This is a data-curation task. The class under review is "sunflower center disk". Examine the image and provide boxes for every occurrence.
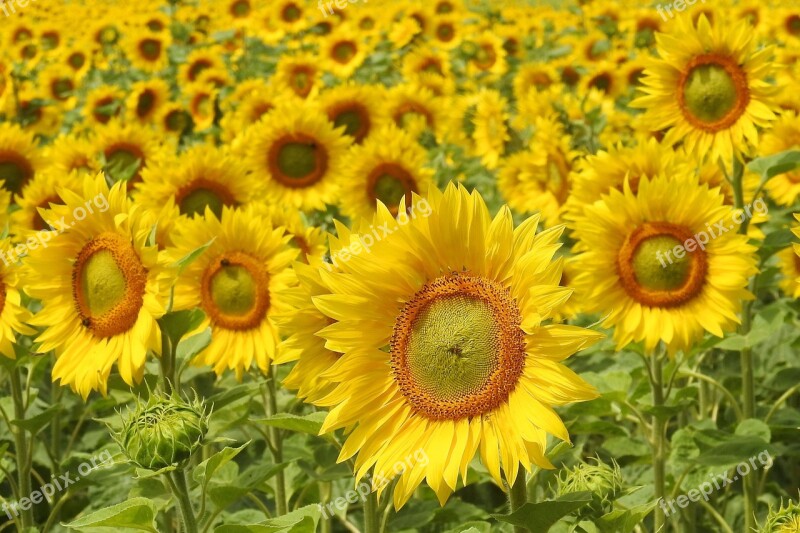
[391,275,525,420]
[617,223,707,308]
[270,136,327,188]
[333,108,367,140]
[81,251,127,316]
[73,232,147,338]
[369,164,416,212]
[201,252,269,330]
[632,236,691,291]
[180,188,225,217]
[683,64,738,123]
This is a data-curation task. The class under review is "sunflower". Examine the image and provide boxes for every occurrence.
[402,47,452,87]
[0,241,35,358]
[470,90,510,170]
[465,31,508,80]
[426,15,462,50]
[0,122,44,195]
[243,102,350,211]
[93,119,171,185]
[761,111,800,206]
[47,133,101,175]
[563,137,679,224]
[274,53,322,99]
[126,30,171,72]
[339,125,434,220]
[318,84,384,145]
[185,83,218,131]
[385,84,444,141]
[135,145,258,218]
[301,184,602,508]
[248,202,328,263]
[272,0,308,33]
[220,81,288,142]
[23,175,170,398]
[178,47,225,85]
[58,39,94,80]
[157,103,194,137]
[631,14,779,163]
[127,79,171,124]
[571,173,758,355]
[513,64,559,103]
[164,206,297,379]
[10,169,82,235]
[778,244,800,298]
[40,65,78,109]
[320,27,369,79]
[84,85,125,127]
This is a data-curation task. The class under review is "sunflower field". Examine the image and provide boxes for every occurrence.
[1,0,800,531]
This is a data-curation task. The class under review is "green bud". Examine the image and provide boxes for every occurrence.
[761,500,800,533]
[554,458,622,512]
[116,393,208,471]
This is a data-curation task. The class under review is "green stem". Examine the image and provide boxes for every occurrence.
[266,367,288,516]
[10,366,33,529]
[363,489,380,533]
[651,349,667,533]
[320,481,332,533]
[508,472,529,533]
[160,331,175,395]
[167,469,198,533]
[731,156,757,531]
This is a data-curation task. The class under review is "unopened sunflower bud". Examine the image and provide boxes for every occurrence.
[554,458,622,511]
[760,500,800,533]
[116,393,207,470]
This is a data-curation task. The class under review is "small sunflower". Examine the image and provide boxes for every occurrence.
[84,85,125,127]
[320,27,369,79]
[632,14,779,163]
[135,145,258,218]
[10,169,81,234]
[0,241,35,358]
[0,122,44,195]
[339,125,434,220]
[126,30,171,72]
[23,175,170,398]
[93,119,171,186]
[319,84,384,144]
[274,53,322,99]
[302,184,602,508]
[761,111,800,206]
[571,173,758,355]
[165,206,298,379]
[127,79,171,124]
[243,102,350,211]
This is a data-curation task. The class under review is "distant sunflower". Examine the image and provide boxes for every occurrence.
[178,47,225,85]
[47,134,100,175]
[165,207,298,379]
[632,14,779,163]
[762,111,800,206]
[185,83,218,131]
[93,120,171,185]
[319,84,384,144]
[571,173,758,355]
[306,184,602,508]
[84,85,125,127]
[385,84,444,140]
[23,176,170,398]
[135,145,257,218]
[274,53,322,99]
[10,169,81,234]
[248,202,328,263]
[0,122,44,195]
[320,27,369,79]
[0,240,34,358]
[778,243,800,298]
[339,125,434,220]
[126,30,171,72]
[243,103,350,211]
[127,79,170,124]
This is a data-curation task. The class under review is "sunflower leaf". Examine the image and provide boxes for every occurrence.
[62,497,159,532]
[492,491,592,530]
[747,149,800,180]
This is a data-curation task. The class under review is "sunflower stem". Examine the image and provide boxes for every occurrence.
[160,331,175,395]
[363,488,380,533]
[731,155,758,531]
[10,365,33,529]
[508,472,530,533]
[265,366,288,516]
[651,348,667,533]
[167,469,198,533]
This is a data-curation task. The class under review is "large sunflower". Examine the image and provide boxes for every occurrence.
[631,14,778,163]
[165,206,297,379]
[571,173,758,355]
[303,184,602,508]
[23,176,170,398]
[243,103,350,211]
[339,125,434,221]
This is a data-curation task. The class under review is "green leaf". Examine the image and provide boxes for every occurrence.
[176,328,212,362]
[747,149,800,180]
[63,497,158,532]
[12,405,62,435]
[735,419,771,443]
[493,491,593,531]
[597,503,655,533]
[171,238,215,275]
[158,308,206,344]
[256,412,334,442]
[214,505,321,533]
[194,442,250,501]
